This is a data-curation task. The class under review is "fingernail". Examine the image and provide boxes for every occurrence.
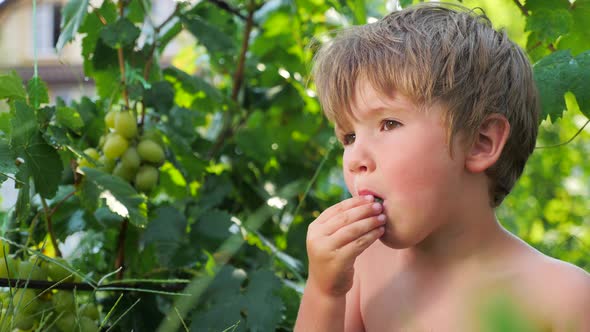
[377,214,386,222]
[364,195,374,201]
[372,203,382,211]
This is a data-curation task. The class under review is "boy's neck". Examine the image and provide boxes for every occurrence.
[397,193,517,275]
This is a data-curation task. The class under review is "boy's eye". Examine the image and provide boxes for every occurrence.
[382,119,402,131]
[342,133,356,145]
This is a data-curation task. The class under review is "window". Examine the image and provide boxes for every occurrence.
[35,3,62,56]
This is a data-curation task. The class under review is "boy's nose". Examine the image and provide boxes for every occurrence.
[346,142,376,174]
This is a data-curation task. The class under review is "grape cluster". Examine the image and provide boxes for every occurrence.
[79,110,165,193]
[0,241,100,331]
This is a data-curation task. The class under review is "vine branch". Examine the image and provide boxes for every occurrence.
[206,0,248,21]
[0,278,187,292]
[114,219,129,280]
[40,197,62,257]
[207,3,256,158]
[512,0,528,17]
[536,118,590,149]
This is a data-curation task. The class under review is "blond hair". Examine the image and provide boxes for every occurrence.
[312,3,539,207]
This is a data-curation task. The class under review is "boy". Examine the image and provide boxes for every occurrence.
[295,3,590,331]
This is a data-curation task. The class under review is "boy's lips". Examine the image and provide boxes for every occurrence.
[357,189,384,202]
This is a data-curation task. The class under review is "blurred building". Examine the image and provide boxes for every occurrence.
[0,0,179,210]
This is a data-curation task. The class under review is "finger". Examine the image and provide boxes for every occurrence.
[321,202,383,235]
[315,195,375,225]
[330,214,386,249]
[338,223,386,259]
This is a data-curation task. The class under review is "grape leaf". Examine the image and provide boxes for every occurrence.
[56,106,84,132]
[0,139,16,183]
[10,101,62,199]
[0,112,11,136]
[180,15,236,54]
[533,50,590,121]
[346,0,366,25]
[194,209,233,240]
[0,72,26,100]
[525,8,572,43]
[80,168,148,227]
[57,0,90,51]
[143,81,175,114]
[100,18,141,49]
[143,206,187,266]
[27,77,49,109]
[243,269,284,331]
[190,265,246,332]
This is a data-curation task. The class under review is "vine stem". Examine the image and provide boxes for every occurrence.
[536,118,590,149]
[117,1,130,110]
[40,197,62,257]
[206,3,256,158]
[114,219,129,280]
[512,0,528,16]
[48,190,76,217]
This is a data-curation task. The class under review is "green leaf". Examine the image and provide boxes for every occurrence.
[164,67,223,108]
[346,0,366,25]
[56,106,84,132]
[525,8,572,43]
[243,270,284,331]
[80,168,148,227]
[0,72,26,100]
[533,50,590,121]
[195,209,233,240]
[57,0,90,51]
[180,15,235,54]
[0,139,16,183]
[143,206,187,266]
[400,0,413,7]
[27,77,49,109]
[190,266,246,332]
[100,18,141,49]
[0,112,11,136]
[143,81,175,114]
[10,101,63,198]
[127,0,148,23]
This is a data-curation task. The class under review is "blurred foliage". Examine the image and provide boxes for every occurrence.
[0,0,588,331]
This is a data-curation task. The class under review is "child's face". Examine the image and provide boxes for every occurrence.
[340,79,468,249]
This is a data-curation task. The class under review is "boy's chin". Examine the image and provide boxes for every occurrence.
[378,228,426,250]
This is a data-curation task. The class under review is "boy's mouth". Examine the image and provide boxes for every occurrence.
[374,196,384,204]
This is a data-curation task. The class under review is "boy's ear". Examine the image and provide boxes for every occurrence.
[465,114,510,174]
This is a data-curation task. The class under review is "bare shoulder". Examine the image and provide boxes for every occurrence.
[523,251,590,330]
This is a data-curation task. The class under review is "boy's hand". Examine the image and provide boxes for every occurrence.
[306,195,386,298]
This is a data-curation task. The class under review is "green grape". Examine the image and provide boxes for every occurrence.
[98,155,116,173]
[113,162,136,182]
[55,312,76,332]
[52,291,76,313]
[84,148,100,160]
[78,148,100,168]
[13,311,34,330]
[104,112,116,129]
[137,140,165,164]
[47,258,74,282]
[0,255,18,278]
[80,303,100,320]
[114,111,138,139]
[121,147,141,170]
[13,289,39,313]
[17,261,46,281]
[79,316,100,332]
[134,165,159,192]
[102,133,129,159]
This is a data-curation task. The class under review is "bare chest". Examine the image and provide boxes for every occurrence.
[359,274,477,332]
